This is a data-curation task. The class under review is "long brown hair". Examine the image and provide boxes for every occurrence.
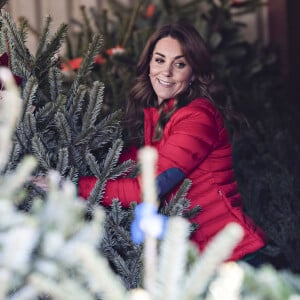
[124,20,227,146]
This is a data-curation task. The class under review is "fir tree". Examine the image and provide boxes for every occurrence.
[0,11,131,201]
[0,79,299,299]
[3,0,300,277]
[61,0,300,272]
[0,9,201,287]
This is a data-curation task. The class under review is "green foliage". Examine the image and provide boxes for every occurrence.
[101,200,143,289]
[100,179,200,290]
[62,0,276,115]
[2,1,300,296]
[0,46,300,300]
[0,9,203,290]
[0,12,131,190]
[0,0,8,9]
[62,0,300,272]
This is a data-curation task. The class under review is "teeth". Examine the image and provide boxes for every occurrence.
[159,79,173,86]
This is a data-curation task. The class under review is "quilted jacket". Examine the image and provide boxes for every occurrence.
[78,98,266,260]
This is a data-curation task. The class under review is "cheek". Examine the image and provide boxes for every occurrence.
[179,71,192,84]
[149,62,160,75]
[149,76,155,87]
[175,75,188,85]
[149,67,155,76]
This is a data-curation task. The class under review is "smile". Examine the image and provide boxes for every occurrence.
[158,79,174,87]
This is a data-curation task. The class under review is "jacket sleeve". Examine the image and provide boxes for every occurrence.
[78,176,141,207]
[78,146,141,208]
[78,104,219,206]
[77,168,182,206]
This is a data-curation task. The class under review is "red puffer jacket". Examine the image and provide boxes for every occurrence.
[78,98,266,260]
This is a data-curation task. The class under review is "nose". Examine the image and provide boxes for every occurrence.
[162,63,173,76]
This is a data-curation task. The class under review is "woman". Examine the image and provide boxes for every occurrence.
[78,21,266,261]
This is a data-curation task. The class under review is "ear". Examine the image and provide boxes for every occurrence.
[188,77,195,86]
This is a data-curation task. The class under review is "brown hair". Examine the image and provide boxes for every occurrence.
[124,20,227,146]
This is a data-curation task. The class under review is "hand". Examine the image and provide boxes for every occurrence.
[30,176,48,191]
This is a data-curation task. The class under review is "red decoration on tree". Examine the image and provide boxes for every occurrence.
[61,54,107,72]
[106,45,125,56]
[145,4,155,18]
[0,52,22,89]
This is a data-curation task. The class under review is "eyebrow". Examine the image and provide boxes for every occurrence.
[154,52,185,60]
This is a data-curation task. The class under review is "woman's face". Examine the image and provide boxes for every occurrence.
[149,36,193,104]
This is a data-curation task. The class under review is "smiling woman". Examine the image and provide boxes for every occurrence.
[149,37,194,104]
[78,21,267,263]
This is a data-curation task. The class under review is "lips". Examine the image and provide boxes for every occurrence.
[158,78,174,87]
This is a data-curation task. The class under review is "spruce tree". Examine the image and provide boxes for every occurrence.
[0,10,137,286]
[0,3,300,298]
[0,11,131,201]
[0,80,299,298]
[61,0,300,272]
[0,9,200,288]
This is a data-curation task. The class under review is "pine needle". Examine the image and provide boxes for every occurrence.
[161,179,192,216]
[57,147,69,176]
[100,138,123,178]
[68,34,103,105]
[35,15,52,59]
[21,76,38,120]
[68,84,87,123]
[55,112,72,145]
[34,22,68,70]
[23,112,37,139]
[0,12,32,63]
[86,152,101,178]
[155,217,190,300]
[108,159,135,180]
[82,81,105,129]
[49,66,63,102]
[31,134,51,170]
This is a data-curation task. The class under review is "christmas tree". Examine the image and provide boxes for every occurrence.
[0,6,201,288]
[0,75,299,298]
[1,0,300,283]
[60,0,300,272]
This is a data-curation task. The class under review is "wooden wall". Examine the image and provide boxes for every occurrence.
[268,0,300,104]
[2,0,269,54]
[3,0,135,53]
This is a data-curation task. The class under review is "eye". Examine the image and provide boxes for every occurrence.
[175,62,186,69]
[154,57,164,64]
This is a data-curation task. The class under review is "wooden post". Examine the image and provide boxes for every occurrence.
[268,0,300,104]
